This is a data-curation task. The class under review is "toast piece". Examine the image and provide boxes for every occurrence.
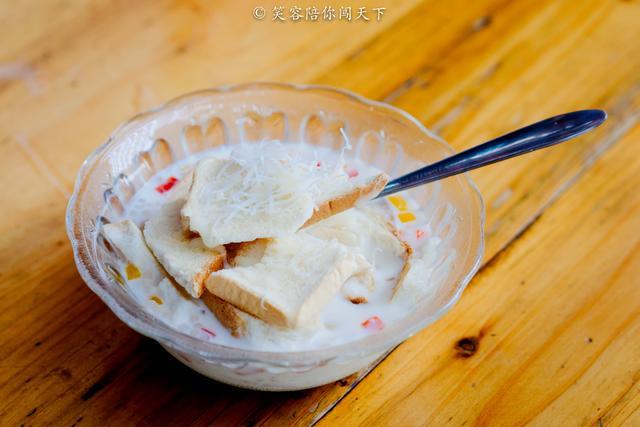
[102,220,188,309]
[206,234,374,328]
[303,173,389,228]
[223,208,409,307]
[305,208,411,268]
[392,254,433,305]
[181,157,315,247]
[103,220,244,335]
[181,150,389,247]
[392,238,453,305]
[143,199,226,298]
[305,208,411,302]
[150,279,242,341]
[102,220,163,285]
[201,291,247,337]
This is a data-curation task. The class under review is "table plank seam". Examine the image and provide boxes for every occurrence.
[312,85,640,426]
[308,350,393,426]
[379,0,512,106]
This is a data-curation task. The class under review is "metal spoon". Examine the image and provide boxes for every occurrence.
[376,109,607,198]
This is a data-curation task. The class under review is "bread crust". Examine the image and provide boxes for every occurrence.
[302,173,389,228]
[192,256,225,297]
[182,172,389,240]
[201,291,247,337]
[207,274,289,327]
[388,223,413,296]
[143,198,225,298]
[207,235,374,329]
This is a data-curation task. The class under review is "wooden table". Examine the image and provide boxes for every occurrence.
[1,1,639,425]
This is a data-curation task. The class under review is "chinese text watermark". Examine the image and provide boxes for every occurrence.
[253,6,386,22]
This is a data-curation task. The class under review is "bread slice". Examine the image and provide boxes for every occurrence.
[103,220,245,335]
[392,254,432,305]
[181,157,314,248]
[305,208,411,302]
[181,154,389,247]
[201,291,247,337]
[206,234,374,328]
[102,220,191,306]
[143,199,225,298]
[303,173,389,228]
[202,288,307,341]
[220,207,409,310]
[305,208,411,267]
[103,220,163,285]
[392,238,453,305]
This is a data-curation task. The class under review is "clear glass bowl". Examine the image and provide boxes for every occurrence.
[66,83,484,391]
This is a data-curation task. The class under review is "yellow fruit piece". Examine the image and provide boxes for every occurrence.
[398,212,416,223]
[125,263,141,280]
[387,195,408,211]
[149,295,163,305]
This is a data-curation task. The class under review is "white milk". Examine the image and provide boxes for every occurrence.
[119,142,439,351]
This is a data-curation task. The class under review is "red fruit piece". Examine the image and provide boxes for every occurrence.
[416,229,426,239]
[361,316,384,331]
[201,327,216,337]
[346,167,359,178]
[155,176,178,194]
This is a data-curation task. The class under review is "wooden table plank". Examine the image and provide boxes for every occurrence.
[254,4,640,423]
[0,0,421,226]
[1,2,430,425]
[321,0,640,262]
[0,0,422,330]
[1,0,639,425]
[317,117,640,427]
[0,2,455,425]
[260,1,640,424]
[0,0,422,313]
[0,2,502,425]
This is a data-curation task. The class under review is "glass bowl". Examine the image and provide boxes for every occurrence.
[66,83,484,391]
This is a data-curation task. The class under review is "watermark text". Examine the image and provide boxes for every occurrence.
[253,6,386,22]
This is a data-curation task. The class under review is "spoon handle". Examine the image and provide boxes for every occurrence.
[377,109,606,198]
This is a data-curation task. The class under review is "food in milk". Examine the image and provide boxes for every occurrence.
[103,141,443,351]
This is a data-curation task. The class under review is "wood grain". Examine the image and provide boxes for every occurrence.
[317,120,640,427]
[1,0,639,425]
[268,0,640,423]
[320,0,640,262]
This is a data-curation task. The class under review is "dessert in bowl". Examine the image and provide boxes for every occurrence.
[66,83,484,391]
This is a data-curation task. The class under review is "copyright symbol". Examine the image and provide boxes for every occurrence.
[253,7,266,20]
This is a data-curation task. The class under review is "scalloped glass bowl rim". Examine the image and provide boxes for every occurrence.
[66,82,485,366]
